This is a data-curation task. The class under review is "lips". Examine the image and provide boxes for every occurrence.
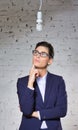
[34,59,40,63]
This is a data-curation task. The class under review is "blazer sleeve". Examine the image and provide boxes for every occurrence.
[17,77,35,116]
[40,77,67,120]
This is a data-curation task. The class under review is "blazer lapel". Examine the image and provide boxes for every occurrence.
[44,72,53,105]
[34,80,44,105]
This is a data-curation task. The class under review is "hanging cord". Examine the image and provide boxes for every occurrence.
[39,0,42,11]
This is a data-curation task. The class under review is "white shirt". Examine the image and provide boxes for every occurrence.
[36,72,48,129]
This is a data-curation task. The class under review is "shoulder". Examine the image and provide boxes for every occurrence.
[48,72,63,79]
[17,75,29,86]
[48,72,66,91]
[48,72,65,84]
[18,75,29,81]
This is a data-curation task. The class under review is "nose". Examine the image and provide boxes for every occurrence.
[36,53,41,58]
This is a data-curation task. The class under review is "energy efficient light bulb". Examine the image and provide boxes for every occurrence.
[36,11,42,31]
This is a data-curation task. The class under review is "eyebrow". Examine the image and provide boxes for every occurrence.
[35,50,49,54]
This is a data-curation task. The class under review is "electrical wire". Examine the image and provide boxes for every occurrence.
[39,0,42,11]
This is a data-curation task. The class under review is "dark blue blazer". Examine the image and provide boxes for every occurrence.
[17,72,67,130]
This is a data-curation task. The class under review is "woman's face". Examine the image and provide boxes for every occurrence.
[32,46,52,69]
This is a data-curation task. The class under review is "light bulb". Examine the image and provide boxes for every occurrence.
[36,11,42,31]
[36,23,42,31]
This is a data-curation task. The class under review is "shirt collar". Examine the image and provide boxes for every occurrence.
[36,71,48,82]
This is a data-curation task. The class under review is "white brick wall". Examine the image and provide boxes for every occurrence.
[0,0,78,130]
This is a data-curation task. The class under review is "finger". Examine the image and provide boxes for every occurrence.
[35,69,39,77]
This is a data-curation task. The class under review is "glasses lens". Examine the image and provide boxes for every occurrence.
[32,50,38,55]
[41,52,48,57]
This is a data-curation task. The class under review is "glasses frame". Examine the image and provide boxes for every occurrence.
[32,50,50,58]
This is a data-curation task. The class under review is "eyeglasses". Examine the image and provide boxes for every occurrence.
[32,50,50,58]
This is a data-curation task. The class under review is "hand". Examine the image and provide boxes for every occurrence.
[28,65,39,88]
[31,111,39,119]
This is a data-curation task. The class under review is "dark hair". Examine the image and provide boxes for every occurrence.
[35,41,54,58]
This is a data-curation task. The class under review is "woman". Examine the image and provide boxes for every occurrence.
[17,41,67,130]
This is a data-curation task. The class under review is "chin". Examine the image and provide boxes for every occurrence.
[34,65,40,69]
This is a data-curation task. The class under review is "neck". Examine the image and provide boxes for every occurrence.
[36,68,47,77]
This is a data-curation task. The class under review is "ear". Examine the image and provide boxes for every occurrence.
[48,58,53,65]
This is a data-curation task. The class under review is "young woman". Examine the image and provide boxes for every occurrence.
[17,41,67,130]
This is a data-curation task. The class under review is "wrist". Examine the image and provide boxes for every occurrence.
[28,81,34,88]
[27,86,34,90]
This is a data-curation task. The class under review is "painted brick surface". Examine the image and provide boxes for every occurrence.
[0,0,78,130]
